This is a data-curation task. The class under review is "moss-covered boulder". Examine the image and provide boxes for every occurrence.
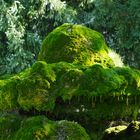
[0,61,140,121]
[0,113,90,140]
[102,121,140,140]
[38,23,123,67]
[0,24,140,140]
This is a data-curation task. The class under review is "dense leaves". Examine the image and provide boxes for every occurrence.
[93,0,140,68]
[0,0,74,74]
[0,0,140,73]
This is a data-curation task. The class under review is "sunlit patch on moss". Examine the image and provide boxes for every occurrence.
[108,49,124,67]
[102,121,140,140]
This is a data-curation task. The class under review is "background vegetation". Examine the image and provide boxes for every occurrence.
[0,0,140,74]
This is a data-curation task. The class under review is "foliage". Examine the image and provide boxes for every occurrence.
[1,0,140,74]
[91,0,140,68]
[0,0,39,74]
[0,0,76,74]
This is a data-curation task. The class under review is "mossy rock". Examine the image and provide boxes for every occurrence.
[0,113,90,140]
[38,23,123,67]
[102,121,140,140]
[0,61,140,121]
[0,24,140,140]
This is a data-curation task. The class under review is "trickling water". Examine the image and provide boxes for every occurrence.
[126,97,129,106]
[117,96,120,101]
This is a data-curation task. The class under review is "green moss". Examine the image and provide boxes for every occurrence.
[102,121,140,140]
[0,76,20,110]
[0,113,22,140]
[38,23,116,67]
[0,113,90,140]
[17,61,56,111]
[0,61,140,121]
[15,116,54,140]
[83,64,126,96]
[0,61,57,111]
[1,24,140,140]
[18,116,90,140]
[58,68,85,100]
[105,125,127,135]
[0,24,140,133]
[114,66,140,95]
[55,120,90,140]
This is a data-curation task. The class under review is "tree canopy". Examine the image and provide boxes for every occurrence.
[0,0,140,74]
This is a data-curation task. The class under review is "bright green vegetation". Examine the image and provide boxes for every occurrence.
[1,1,140,75]
[0,61,140,120]
[38,23,123,67]
[102,121,140,140]
[0,113,90,140]
[0,24,140,139]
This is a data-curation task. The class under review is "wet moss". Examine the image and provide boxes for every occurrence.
[38,23,118,67]
[52,95,140,123]
[0,61,140,120]
[83,64,126,96]
[55,120,90,140]
[0,113,90,140]
[0,24,140,139]
[15,116,54,140]
[114,67,140,96]
[0,61,56,111]
[17,62,56,111]
[0,76,20,110]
